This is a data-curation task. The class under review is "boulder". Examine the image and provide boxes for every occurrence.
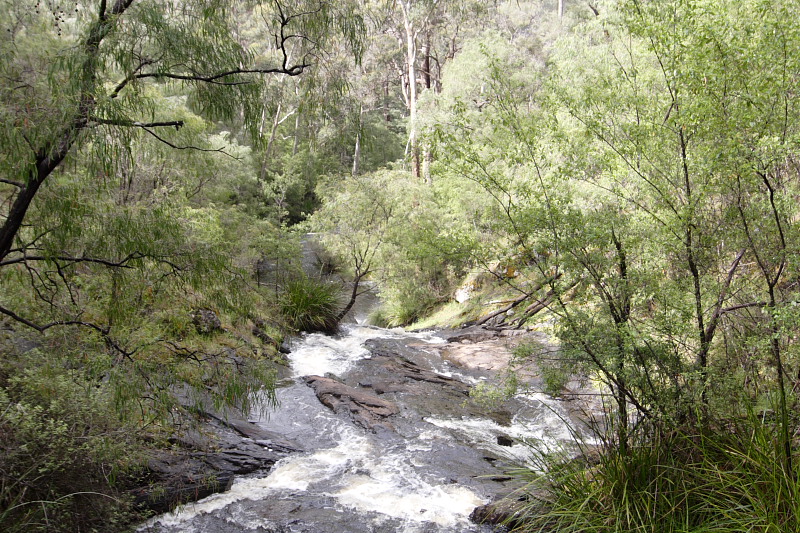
[386,358,471,394]
[496,434,514,447]
[132,435,288,514]
[470,497,526,530]
[131,396,302,514]
[191,308,222,334]
[305,375,400,432]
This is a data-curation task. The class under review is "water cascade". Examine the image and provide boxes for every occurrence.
[141,314,581,532]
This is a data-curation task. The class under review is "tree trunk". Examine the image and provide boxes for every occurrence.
[336,271,368,322]
[292,84,301,156]
[259,103,282,182]
[400,1,420,179]
[383,79,391,122]
[423,31,431,90]
[352,105,363,177]
[0,1,135,262]
[422,148,432,184]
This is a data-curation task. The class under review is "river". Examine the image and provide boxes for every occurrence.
[139,303,580,533]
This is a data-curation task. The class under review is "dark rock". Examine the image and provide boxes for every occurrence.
[167,430,212,450]
[191,308,222,334]
[131,394,302,515]
[223,419,300,452]
[470,498,526,530]
[132,429,295,514]
[370,380,408,395]
[253,325,279,347]
[133,450,238,514]
[13,336,40,354]
[357,347,472,395]
[496,434,514,447]
[305,375,400,432]
[387,358,471,394]
[131,469,234,514]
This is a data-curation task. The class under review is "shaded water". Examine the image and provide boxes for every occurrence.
[141,314,578,532]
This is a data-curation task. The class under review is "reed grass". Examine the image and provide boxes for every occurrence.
[509,413,799,533]
[280,275,342,333]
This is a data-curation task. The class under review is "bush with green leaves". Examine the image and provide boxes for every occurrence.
[311,169,471,326]
[0,349,143,533]
[280,275,343,333]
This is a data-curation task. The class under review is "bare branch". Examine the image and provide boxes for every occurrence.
[719,301,767,315]
[109,56,156,98]
[130,64,309,86]
[0,304,134,360]
[0,178,25,188]
[91,117,185,129]
[0,252,144,268]
[140,127,239,159]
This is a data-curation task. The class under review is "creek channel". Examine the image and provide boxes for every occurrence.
[141,295,583,533]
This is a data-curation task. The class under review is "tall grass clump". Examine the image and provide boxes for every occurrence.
[506,413,799,533]
[279,275,342,333]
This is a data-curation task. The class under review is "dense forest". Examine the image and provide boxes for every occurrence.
[1,0,799,531]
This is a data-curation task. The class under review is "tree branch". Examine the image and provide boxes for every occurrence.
[719,301,767,315]
[140,127,238,159]
[130,64,309,86]
[0,179,25,188]
[0,252,143,268]
[91,117,185,129]
[109,57,157,98]
[0,304,134,360]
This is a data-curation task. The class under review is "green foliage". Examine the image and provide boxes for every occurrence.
[355,2,800,530]
[279,275,343,333]
[0,350,142,533]
[514,415,800,533]
[468,373,519,408]
[512,341,574,398]
[311,168,469,326]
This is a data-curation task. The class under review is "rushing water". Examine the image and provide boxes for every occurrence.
[140,317,579,533]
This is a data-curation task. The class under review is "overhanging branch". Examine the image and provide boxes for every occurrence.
[91,117,184,129]
[0,178,25,188]
[0,304,134,360]
[0,252,144,268]
[130,64,309,86]
[140,127,238,159]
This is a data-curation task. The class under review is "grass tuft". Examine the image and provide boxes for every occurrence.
[508,415,799,533]
[280,275,342,333]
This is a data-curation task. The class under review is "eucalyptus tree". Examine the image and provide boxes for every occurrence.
[371,0,488,180]
[0,0,364,328]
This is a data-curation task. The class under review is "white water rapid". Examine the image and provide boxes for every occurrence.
[140,323,579,533]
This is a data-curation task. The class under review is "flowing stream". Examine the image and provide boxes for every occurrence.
[141,295,580,533]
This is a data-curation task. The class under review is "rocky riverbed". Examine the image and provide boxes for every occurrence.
[136,324,592,532]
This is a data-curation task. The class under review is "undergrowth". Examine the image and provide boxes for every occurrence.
[0,350,143,533]
[280,275,343,333]
[509,414,800,533]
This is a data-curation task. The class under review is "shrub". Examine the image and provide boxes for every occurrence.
[279,275,342,333]
[0,352,143,533]
[509,413,800,533]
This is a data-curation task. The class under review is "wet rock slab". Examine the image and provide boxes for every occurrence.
[131,413,302,514]
[305,375,400,432]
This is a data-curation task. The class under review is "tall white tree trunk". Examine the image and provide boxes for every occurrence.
[352,104,363,176]
[400,0,420,178]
